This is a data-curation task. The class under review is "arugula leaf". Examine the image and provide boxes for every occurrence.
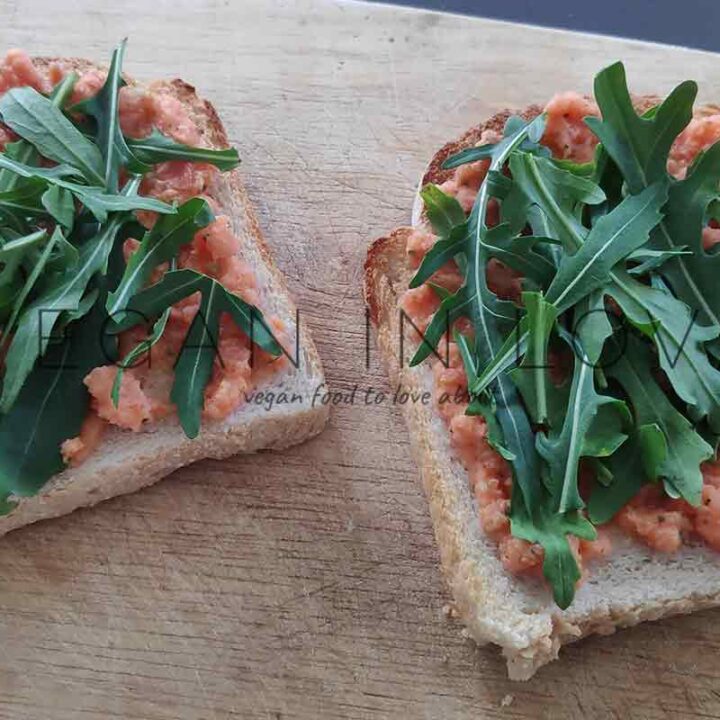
[41,185,75,229]
[170,280,223,438]
[587,430,647,524]
[0,176,144,412]
[126,129,240,172]
[112,268,282,438]
[427,282,452,301]
[582,403,629,457]
[509,291,557,423]
[0,300,113,508]
[0,227,62,354]
[608,270,720,429]
[441,114,551,171]
[0,221,120,412]
[627,246,692,276]
[499,175,533,234]
[408,233,463,291]
[655,142,720,332]
[605,333,712,504]
[0,140,39,194]
[442,144,495,170]
[587,62,720,334]
[637,423,668,481]
[482,224,557,288]
[72,186,174,222]
[0,153,81,182]
[507,152,605,252]
[0,87,105,186]
[471,316,528,395]
[107,197,213,320]
[0,182,50,232]
[0,178,45,214]
[455,330,513,461]
[414,116,546,514]
[484,150,636,389]
[586,62,696,195]
[0,152,174,221]
[471,180,666,393]
[544,181,668,311]
[571,291,614,366]
[0,73,77,194]
[73,39,149,189]
[4,72,78,181]
[48,70,78,108]
[420,183,466,236]
[0,228,46,265]
[536,326,627,513]
[511,500,596,609]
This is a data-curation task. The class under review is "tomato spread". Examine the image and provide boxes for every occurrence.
[402,92,720,581]
[0,50,286,465]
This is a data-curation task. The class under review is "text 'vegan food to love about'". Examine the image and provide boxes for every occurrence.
[365,62,720,679]
[0,42,327,533]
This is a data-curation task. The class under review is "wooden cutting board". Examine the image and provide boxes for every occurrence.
[1,1,720,718]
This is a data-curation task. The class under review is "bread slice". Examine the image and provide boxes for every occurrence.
[0,57,328,536]
[364,100,720,680]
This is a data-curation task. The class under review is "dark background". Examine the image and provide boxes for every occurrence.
[373,0,720,53]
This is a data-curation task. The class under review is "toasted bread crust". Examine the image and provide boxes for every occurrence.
[365,99,720,679]
[420,104,543,189]
[0,56,328,536]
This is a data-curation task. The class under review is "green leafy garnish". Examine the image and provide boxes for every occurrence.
[508,291,556,424]
[0,301,114,496]
[126,129,240,171]
[586,62,696,195]
[72,38,149,186]
[605,334,712,504]
[113,268,282,438]
[0,41,281,513]
[0,87,105,185]
[409,62,720,608]
[107,197,214,320]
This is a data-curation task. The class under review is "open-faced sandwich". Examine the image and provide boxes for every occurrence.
[0,41,327,535]
[365,62,720,679]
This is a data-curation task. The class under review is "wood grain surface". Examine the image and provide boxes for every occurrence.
[2,1,720,718]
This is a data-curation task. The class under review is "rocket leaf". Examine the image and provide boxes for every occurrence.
[509,291,557,424]
[587,430,648,524]
[654,142,720,333]
[544,181,668,311]
[608,270,720,429]
[112,268,282,438]
[0,299,114,511]
[419,183,466,236]
[0,87,105,186]
[586,62,696,195]
[511,500,596,610]
[107,197,214,320]
[536,326,628,513]
[72,38,147,190]
[605,333,712,505]
[126,129,240,172]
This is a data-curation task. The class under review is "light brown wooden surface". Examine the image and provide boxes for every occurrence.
[1,1,720,718]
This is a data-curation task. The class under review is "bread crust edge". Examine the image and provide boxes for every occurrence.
[364,98,720,680]
[0,56,329,537]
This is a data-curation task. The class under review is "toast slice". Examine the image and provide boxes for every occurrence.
[364,101,720,680]
[0,57,328,536]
